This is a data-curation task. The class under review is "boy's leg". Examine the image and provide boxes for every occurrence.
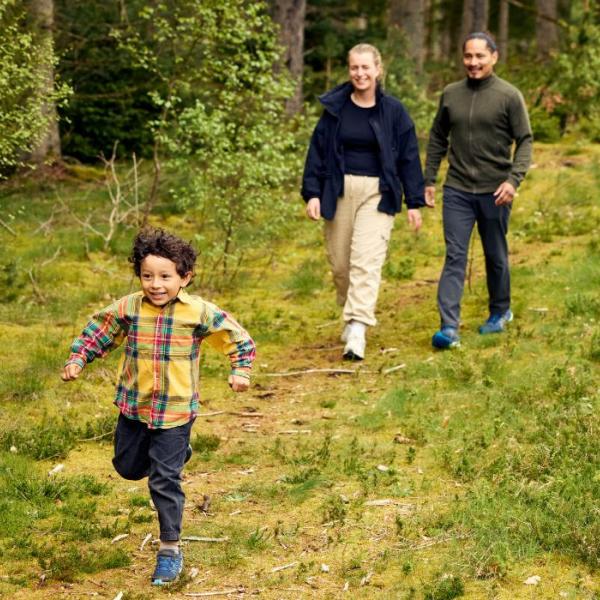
[147,419,195,543]
[112,413,151,480]
[437,187,477,329]
[343,176,393,327]
[476,196,511,316]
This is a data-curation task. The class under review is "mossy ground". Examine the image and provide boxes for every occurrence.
[0,142,599,599]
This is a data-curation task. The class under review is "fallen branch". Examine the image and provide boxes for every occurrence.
[28,270,47,303]
[382,363,406,375]
[78,429,115,442]
[140,533,152,551]
[40,246,62,267]
[231,411,264,418]
[184,589,242,598]
[263,368,356,377]
[271,561,298,573]
[198,411,227,417]
[278,430,312,435]
[0,217,17,236]
[181,536,229,543]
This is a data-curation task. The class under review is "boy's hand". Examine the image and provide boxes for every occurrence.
[62,364,83,381]
[228,374,249,392]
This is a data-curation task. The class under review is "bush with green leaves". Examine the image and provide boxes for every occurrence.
[115,0,302,284]
[0,0,67,175]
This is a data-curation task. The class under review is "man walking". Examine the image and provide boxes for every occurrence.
[424,32,533,349]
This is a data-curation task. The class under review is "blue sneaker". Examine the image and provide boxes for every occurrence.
[479,310,513,334]
[151,549,183,585]
[432,327,460,349]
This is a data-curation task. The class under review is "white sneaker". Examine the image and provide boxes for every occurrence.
[343,323,366,361]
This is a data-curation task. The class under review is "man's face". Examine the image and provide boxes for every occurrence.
[463,39,498,80]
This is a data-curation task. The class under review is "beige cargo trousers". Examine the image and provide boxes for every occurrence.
[325,174,394,327]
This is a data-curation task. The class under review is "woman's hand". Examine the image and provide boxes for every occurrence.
[407,208,422,232]
[306,198,321,220]
[228,375,250,392]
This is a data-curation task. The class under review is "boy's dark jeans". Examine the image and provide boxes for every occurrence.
[438,186,511,329]
[112,413,194,542]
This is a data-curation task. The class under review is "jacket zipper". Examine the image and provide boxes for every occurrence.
[468,89,477,193]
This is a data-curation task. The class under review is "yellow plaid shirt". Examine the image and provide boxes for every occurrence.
[66,290,255,429]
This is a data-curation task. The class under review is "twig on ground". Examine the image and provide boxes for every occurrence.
[140,533,152,551]
[111,534,128,544]
[28,270,47,303]
[271,561,298,573]
[40,246,62,266]
[278,430,312,435]
[382,363,406,375]
[263,368,356,377]
[184,589,244,598]
[315,320,339,329]
[0,218,17,236]
[181,536,229,543]
[78,429,115,442]
[198,411,227,417]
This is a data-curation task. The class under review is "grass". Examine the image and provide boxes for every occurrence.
[0,142,599,598]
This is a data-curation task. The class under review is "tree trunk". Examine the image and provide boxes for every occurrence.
[389,0,426,74]
[270,0,306,114]
[460,0,489,40]
[498,0,509,61]
[536,0,559,61]
[28,0,61,164]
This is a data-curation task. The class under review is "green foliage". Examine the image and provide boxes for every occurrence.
[383,29,437,137]
[115,0,302,284]
[423,574,464,600]
[191,432,221,455]
[55,0,158,160]
[0,0,68,174]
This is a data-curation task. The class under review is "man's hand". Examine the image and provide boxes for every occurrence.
[493,181,516,206]
[62,363,82,381]
[407,208,422,232]
[425,186,436,208]
[305,197,321,221]
[228,374,250,392]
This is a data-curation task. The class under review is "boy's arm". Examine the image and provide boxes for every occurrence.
[63,301,128,380]
[196,303,256,387]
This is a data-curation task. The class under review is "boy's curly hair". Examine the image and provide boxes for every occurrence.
[129,227,197,278]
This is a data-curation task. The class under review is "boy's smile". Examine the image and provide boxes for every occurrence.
[140,255,192,307]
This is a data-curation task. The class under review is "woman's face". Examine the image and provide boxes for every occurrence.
[348,51,380,94]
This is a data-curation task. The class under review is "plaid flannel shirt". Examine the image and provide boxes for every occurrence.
[66,290,255,429]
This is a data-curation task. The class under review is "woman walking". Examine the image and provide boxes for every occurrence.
[301,43,427,360]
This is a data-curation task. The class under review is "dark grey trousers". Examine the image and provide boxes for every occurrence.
[112,413,194,541]
[437,186,511,329]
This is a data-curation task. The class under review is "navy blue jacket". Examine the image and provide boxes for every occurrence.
[301,82,425,220]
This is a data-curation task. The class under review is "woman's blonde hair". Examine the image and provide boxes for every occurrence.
[348,43,384,81]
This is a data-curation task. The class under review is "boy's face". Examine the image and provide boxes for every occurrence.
[139,254,191,307]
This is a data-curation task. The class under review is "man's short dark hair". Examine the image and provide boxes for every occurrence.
[129,227,197,277]
[463,32,498,53]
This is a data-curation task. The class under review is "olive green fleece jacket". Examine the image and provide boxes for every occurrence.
[424,74,533,193]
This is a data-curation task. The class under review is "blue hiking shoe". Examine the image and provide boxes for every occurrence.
[151,549,183,585]
[479,310,513,334]
[432,327,460,349]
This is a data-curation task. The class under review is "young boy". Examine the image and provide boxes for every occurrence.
[62,227,255,585]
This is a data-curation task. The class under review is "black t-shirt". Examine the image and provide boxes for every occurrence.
[339,99,381,176]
